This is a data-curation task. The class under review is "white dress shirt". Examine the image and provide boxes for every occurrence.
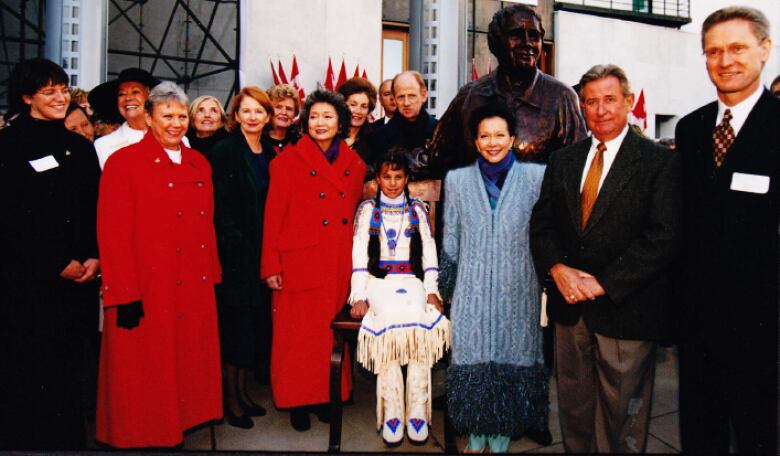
[715,84,763,137]
[579,124,630,193]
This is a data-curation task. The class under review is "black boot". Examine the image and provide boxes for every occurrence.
[290,408,311,431]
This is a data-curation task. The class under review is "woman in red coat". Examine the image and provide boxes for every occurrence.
[96,82,222,448]
[262,89,365,431]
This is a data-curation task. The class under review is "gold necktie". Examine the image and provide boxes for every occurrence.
[581,142,606,230]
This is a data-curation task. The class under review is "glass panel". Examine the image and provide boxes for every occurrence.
[431,44,437,56]
[73,6,79,17]
[71,41,78,52]
[72,23,79,35]
[70,74,78,86]
[382,38,404,82]
[71,57,78,69]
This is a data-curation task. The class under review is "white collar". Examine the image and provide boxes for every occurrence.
[380,192,406,205]
[716,85,763,137]
[591,123,629,153]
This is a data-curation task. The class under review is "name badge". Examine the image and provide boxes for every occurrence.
[730,172,770,194]
[28,155,59,172]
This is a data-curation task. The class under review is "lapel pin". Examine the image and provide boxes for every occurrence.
[155,157,161,163]
[65,150,71,156]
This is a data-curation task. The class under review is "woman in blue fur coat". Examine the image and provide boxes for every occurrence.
[440,104,550,453]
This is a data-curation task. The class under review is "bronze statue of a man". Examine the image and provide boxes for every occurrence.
[430,4,587,174]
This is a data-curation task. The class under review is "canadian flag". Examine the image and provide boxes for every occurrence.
[270,59,280,85]
[361,68,368,80]
[277,60,289,84]
[629,89,647,130]
[353,63,360,79]
[471,59,479,81]
[336,59,348,89]
[290,54,306,103]
[324,57,335,90]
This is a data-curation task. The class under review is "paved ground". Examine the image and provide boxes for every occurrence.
[176,346,680,453]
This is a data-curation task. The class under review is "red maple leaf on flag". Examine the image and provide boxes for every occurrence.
[290,54,306,103]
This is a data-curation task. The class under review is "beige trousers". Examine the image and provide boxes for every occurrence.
[555,319,656,453]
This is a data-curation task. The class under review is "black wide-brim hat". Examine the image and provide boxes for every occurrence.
[88,68,161,122]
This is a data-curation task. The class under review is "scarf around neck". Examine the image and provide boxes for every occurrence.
[322,138,341,164]
[477,151,515,210]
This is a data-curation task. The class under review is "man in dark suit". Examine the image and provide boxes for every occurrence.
[530,64,682,453]
[370,78,396,129]
[675,6,778,454]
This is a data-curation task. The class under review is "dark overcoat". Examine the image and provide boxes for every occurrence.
[0,113,101,449]
[208,131,275,307]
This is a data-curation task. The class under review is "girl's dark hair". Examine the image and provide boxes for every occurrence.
[299,88,352,141]
[468,102,517,139]
[374,147,411,178]
[7,58,69,116]
[368,147,423,280]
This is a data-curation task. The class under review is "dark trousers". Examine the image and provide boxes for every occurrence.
[678,333,777,454]
[555,319,656,453]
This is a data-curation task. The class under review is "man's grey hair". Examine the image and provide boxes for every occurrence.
[578,64,632,101]
[701,6,770,49]
[145,81,188,114]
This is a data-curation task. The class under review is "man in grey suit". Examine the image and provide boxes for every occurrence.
[530,64,682,453]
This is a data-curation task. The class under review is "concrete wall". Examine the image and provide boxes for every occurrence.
[554,3,780,139]
[241,0,383,95]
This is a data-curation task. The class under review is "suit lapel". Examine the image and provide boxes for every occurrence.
[583,129,643,234]
[561,141,590,232]
[694,102,718,176]
[719,90,773,175]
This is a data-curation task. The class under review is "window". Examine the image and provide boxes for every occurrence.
[72,6,79,18]
[71,41,78,52]
[71,58,78,70]
[72,23,79,35]
[62,58,68,69]
[381,24,409,82]
[70,74,78,86]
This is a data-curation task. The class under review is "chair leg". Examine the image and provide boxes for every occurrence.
[328,331,345,452]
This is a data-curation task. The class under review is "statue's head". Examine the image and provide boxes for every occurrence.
[488,5,545,74]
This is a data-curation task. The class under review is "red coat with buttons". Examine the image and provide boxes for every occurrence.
[96,132,222,448]
[262,135,365,408]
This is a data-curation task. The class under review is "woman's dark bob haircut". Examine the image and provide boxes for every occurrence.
[299,89,352,141]
[7,58,69,116]
[468,103,517,139]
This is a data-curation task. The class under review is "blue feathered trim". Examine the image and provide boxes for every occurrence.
[438,250,458,303]
[446,362,550,437]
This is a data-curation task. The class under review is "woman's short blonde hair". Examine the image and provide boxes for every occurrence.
[189,95,227,126]
[266,83,300,116]
[226,86,273,132]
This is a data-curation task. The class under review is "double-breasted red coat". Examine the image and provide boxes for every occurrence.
[262,135,365,408]
[96,132,222,448]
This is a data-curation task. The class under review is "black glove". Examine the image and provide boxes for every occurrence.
[116,300,144,329]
